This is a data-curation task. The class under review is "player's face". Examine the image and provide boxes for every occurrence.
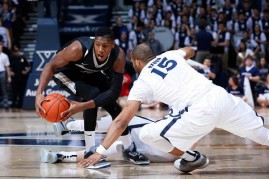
[94,37,115,62]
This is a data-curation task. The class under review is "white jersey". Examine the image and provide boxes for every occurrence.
[128,50,214,110]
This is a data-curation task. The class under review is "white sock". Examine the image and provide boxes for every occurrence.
[59,151,77,163]
[119,134,132,149]
[66,120,84,131]
[84,131,95,151]
[181,150,198,161]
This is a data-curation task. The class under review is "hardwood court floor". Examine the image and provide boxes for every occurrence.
[0,107,269,179]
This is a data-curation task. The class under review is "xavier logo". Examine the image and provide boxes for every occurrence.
[35,51,57,71]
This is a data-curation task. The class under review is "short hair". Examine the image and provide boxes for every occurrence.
[95,26,114,40]
[132,43,155,63]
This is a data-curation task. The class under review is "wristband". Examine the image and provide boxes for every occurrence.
[96,145,107,155]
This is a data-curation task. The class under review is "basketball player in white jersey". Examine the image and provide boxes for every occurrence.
[79,44,269,173]
[40,114,180,168]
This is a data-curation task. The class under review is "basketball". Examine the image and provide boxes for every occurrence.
[40,93,70,123]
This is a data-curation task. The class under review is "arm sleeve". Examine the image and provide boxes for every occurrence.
[93,71,123,107]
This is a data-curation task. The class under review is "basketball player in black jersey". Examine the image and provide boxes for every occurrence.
[35,27,149,166]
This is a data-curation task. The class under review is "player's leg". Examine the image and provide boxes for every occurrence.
[103,101,150,165]
[139,103,218,172]
[217,98,269,145]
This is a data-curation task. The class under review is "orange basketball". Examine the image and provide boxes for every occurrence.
[40,93,70,123]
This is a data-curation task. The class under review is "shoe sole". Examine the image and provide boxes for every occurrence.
[174,157,209,173]
[86,160,111,169]
[122,154,150,165]
[40,149,57,164]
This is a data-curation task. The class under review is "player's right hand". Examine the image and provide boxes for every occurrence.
[35,94,48,117]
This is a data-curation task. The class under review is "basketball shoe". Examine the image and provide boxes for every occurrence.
[122,142,150,165]
[40,149,64,164]
[174,151,209,172]
[53,117,74,136]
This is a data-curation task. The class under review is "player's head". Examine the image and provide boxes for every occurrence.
[130,43,155,73]
[94,27,115,62]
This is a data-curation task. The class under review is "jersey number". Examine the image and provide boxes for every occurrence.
[151,57,177,79]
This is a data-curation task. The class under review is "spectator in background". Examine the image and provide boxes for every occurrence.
[128,1,144,21]
[198,58,216,80]
[0,2,15,43]
[236,40,254,68]
[127,15,138,32]
[220,0,236,21]
[237,0,252,19]
[0,40,11,109]
[174,23,189,49]
[251,24,267,58]
[212,21,231,72]
[128,21,145,50]
[145,31,163,55]
[257,73,269,107]
[9,45,31,110]
[226,75,247,102]
[115,30,130,55]
[0,18,11,56]
[112,17,128,40]
[256,57,269,82]
[233,12,248,35]
[184,27,196,49]
[194,21,215,63]
[261,9,269,56]
[208,8,218,32]
[236,31,260,59]
[239,56,260,103]
[247,8,261,32]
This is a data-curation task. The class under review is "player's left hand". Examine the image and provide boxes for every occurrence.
[78,152,103,167]
[60,99,88,121]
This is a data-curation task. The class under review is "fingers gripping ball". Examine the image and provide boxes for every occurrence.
[40,93,70,123]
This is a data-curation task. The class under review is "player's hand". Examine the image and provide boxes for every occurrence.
[78,152,103,167]
[35,94,48,117]
[60,99,88,121]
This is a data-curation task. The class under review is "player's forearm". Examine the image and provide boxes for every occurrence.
[36,64,56,95]
[101,118,129,150]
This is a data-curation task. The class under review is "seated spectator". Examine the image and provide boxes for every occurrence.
[128,21,145,50]
[239,56,260,103]
[197,58,216,80]
[236,40,254,68]
[112,17,128,40]
[257,74,269,107]
[226,76,247,102]
[174,23,189,49]
[145,31,163,55]
[256,57,269,82]
[235,31,260,59]
[184,27,196,49]
[251,24,267,59]
[115,30,130,55]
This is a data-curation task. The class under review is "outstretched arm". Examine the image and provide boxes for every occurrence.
[79,100,141,167]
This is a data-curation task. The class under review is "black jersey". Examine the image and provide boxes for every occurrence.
[57,37,120,75]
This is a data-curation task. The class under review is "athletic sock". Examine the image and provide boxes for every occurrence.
[119,134,132,150]
[84,131,95,151]
[58,151,77,162]
[66,120,84,131]
[181,150,199,161]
